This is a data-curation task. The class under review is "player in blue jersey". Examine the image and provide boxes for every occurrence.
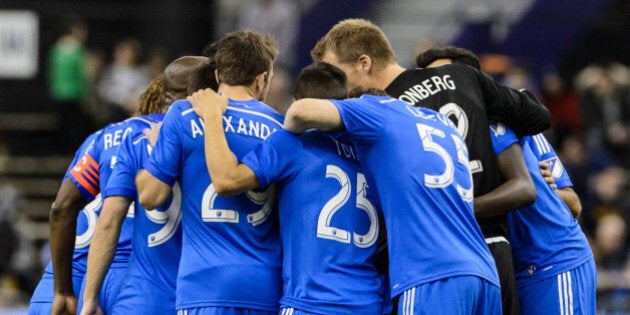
[280,92,501,314]
[488,125,596,314]
[79,56,208,315]
[311,20,548,314]
[187,62,385,315]
[416,48,594,313]
[136,30,283,315]
[29,130,101,315]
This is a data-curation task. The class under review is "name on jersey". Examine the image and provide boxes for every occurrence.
[103,127,133,150]
[190,116,277,140]
[331,138,358,161]
[398,75,456,105]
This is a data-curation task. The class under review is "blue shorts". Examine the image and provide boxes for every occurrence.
[177,307,276,315]
[279,307,320,315]
[28,269,84,314]
[112,272,176,314]
[517,258,596,315]
[77,266,127,314]
[397,276,501,315]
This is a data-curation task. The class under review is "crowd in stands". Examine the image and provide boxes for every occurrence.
[0,3,629,312]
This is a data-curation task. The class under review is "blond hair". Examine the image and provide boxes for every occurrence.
[136,75,166,116]
[311,19,396,69]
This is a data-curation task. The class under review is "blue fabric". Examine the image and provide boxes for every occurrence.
[144,99,283,311]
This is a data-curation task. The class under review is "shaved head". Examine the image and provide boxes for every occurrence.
[164,56,208,106]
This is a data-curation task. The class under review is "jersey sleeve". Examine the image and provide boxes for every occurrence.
[526,134,574,189]
[63,131,100,183]
[68,145,101,202]
[488,123,519,155]
[105,131,146,198]
[329,96,388,143]
[241,130,299,190]
[142,104,183,186]
[470,66,551,136]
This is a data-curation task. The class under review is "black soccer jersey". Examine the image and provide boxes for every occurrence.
[385,64,550,238]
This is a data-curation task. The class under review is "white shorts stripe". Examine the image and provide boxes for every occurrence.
[568,272,574,315]
[557,271,574,315]
[558,274,565,315]
[402,286,416,315]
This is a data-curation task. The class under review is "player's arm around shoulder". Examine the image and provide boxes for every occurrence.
[284,98,344,134]
[136,169,171,210]
[187,88,260,196]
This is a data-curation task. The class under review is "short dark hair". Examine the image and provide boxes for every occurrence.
[187,60,218,95]
[348,87,389,98]
[294,62,348,100]
[214,30,277,86]
[416,46,480,70]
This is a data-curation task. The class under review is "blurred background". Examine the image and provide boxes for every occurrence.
[0,0,629,313]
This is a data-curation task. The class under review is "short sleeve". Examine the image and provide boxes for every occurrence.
[488,123,519,156]
[142,104,183,186]
[105,131,147,198]
[526,134,574,189]
[241,130,299,190]
[330,96,388,143]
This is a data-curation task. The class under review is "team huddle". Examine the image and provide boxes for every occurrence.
[29,19,595,315]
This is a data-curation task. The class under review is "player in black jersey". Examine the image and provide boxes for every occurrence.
[312,19,551,315]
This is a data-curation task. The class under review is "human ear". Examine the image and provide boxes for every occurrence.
[358,54,372,73]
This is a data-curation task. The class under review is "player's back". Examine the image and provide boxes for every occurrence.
[144,99,284,311]
[242,129,383,314]
[29,130,102,311]
[70,117,158,264]
[103,113,183,313]
[489,128,593,284]
[331,95,499,298]
[386,64,514,238]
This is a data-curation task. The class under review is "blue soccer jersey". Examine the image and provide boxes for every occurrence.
[143,99,284,311]
[68,117,158,266]
[103,113,183,313]
[241,129,383,315]
[330,95,499,299]
[30,130,101,310]
[488,125,593,285]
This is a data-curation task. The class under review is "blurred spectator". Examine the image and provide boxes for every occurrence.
[264,67,292,115]
[83,48,109,128]
[97,38,151,122]
[583,165,630,237]
[48,19,90,153]
[145,46,169,79]
[592,212,630,312]
[540,72,584,141]
[578,63,630,168]
[238,0,300,74]
[0,177,22,307]
[500,63,535,91]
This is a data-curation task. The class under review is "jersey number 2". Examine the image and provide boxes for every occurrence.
[317,165,379,248]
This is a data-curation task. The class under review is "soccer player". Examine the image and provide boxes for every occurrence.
[78,56,207,315]
[280,90,501,314]
[311,20,552,314]
[29,130,101,315]
[488,125,596,314]
[188,62,384,314]
[136,30,283,314]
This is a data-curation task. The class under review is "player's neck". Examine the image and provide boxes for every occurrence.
[218,84,258,101]
[375,63,406,90]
